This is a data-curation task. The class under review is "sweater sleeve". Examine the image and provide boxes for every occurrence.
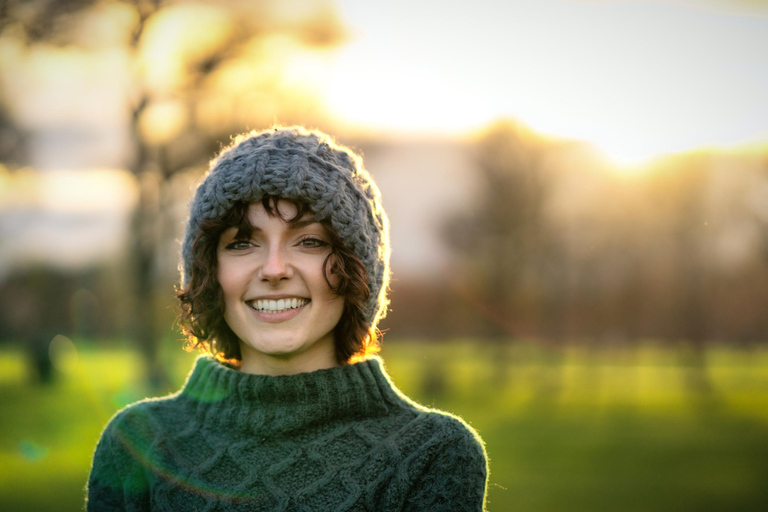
[403,420,489,512]
[86,412,151,512]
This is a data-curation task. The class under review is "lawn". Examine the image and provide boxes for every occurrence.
[1,340,766,511]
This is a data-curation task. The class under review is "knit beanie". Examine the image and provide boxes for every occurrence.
[181,126,390,327]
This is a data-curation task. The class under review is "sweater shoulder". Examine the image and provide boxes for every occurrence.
[378,372,485,448]
[396,409,489,512]
[88,397,179,509]
[100,391,186,442]
[418,407,485,450]
[387,393,486,459]
[384,402,488,509]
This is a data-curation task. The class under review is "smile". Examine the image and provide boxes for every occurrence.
[247,298,309,313]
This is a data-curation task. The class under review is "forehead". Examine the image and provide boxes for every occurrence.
[244,199,324,232]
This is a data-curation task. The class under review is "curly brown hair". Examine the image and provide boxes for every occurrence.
[176,197,379,365]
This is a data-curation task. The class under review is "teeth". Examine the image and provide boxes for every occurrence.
[252,298,307,313]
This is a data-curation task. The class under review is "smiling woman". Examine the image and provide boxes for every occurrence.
[85,126,488,511]
[211,199,348,375]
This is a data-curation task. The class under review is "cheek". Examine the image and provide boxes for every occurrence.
[216,260,241,300]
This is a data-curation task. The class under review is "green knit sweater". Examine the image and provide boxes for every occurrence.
[87,356,488,511]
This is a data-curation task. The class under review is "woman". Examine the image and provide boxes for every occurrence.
[87,127,488,511]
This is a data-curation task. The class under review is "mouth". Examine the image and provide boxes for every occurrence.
[247,298,309,314]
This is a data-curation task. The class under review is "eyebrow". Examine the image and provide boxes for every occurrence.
[237,216,321,236]
[288,217,321,230]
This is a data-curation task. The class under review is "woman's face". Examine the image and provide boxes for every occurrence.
[216,200,344,375]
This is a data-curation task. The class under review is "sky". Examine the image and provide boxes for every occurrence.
[327,0,768,163]
[1,0,767,274]
[2,0,766,168]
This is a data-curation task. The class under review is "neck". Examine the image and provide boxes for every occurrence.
[237,335,340,376]
[180,355,407,437]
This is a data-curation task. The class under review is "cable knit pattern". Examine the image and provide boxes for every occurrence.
[87,356,488,511]
[181,127,391,326]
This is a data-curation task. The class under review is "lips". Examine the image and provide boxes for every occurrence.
[247,298,309,314]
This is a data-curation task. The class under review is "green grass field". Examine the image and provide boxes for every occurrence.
[1,340,767,511]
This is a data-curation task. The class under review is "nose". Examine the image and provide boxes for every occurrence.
[260,245,292,284]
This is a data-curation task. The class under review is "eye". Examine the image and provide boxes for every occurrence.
[299,236,328,249]
[225,240,253,250]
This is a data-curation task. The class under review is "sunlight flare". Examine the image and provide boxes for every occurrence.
[329,0,768,164]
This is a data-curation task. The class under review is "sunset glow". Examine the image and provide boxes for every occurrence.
[1,0,765,171]
[329,0,768,165]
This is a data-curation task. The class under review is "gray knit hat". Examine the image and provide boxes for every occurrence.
[181,126,390,327]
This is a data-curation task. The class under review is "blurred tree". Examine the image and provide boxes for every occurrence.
[0,0,346,388]
[0,266,94,383]
[446,121,548,332]
[444,120,566,385]
[646,156,715,397]
[0,101,27,164]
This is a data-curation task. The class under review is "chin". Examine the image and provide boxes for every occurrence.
[247,342,305,357]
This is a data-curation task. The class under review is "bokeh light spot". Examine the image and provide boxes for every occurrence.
[18,440,48,462]
[48,334,78,374]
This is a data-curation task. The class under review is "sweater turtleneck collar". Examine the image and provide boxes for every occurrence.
[178,355,407,436]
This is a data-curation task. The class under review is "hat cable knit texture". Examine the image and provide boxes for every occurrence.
[181,126,390,326]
